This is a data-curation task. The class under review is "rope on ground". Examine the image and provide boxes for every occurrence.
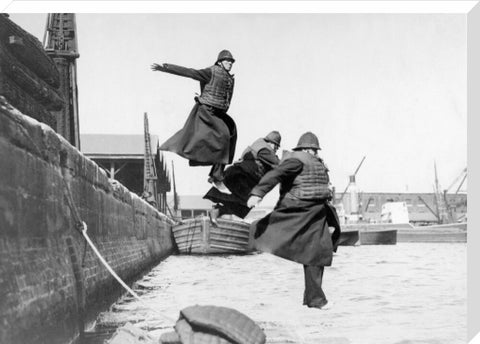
[60,170,176,324]
[78,221,176,324]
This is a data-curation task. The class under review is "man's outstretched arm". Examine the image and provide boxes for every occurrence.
[247,158,303,207]
[151,63,211,83]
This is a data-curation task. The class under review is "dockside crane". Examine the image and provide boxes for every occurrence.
[154,152,171,213]
[417,195,441,224]
[445,167,467,194]
[338,156,366,203]
[419,163,467,224]
[432,161,447,224]
[338,156,366,220]
[171,161,179,215]
[143,112,158,208]
[43,13,80,148]
[443,167,467,223]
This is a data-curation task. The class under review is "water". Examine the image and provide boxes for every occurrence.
[90,243,467,344]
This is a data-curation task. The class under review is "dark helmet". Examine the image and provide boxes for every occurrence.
[216,49,235,63]
[264,131,281,146]
[292,132,321,151]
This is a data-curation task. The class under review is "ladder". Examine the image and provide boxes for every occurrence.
[143,113,158,205]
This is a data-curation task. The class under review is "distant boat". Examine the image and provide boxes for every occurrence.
[397,222,467,243]
[338,229,360,246]
[172,216,254,254]
[359,228,397,245]
[343,223,399,245]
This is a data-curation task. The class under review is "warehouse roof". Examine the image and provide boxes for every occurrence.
[81,134,159,157]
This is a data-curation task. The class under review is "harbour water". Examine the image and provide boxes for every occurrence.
[90,243,467,344]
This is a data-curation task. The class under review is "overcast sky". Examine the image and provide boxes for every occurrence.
[8,12,468,202]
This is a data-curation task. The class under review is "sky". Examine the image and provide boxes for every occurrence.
[4,4,480,338]
[7,10,468,202]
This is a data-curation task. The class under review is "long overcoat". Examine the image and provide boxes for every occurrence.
[253,198,337,266]
[156,63,237,165]
[160,102,237,165]
[203,157,261,218]
[250,157,341,266]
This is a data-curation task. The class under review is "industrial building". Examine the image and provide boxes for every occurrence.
[168,191,467,225]
[81,133,171,212]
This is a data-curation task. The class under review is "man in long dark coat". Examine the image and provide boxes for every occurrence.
[247,132,341,309]
[151,50,236,184]
[203,131,281,224]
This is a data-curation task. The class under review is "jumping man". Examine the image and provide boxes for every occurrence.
[151,50,237,186]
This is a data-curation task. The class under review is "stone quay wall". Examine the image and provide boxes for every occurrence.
[0,98,176,344]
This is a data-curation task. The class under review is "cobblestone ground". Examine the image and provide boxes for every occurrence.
[87,243,466,344]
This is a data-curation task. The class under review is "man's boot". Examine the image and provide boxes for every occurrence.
[209,207,220,226]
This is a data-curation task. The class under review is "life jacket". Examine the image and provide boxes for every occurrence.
[283,151,331,201]
[241,138,271,160]
[240,138,275,177]
[198,65,234,111]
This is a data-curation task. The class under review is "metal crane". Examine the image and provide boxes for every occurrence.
[433,161,445,223]
[43,13,80,148]
[442,167,467,223]
[338,156,366,203]
[424,163,467,224]
[171,161,179,213]
[417,195,441,223]
[143,113,158,208]
[445,167,467,194]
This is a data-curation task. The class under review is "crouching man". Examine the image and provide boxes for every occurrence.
[204,131,281,224]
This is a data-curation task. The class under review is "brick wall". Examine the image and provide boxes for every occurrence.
[0,98,176,344]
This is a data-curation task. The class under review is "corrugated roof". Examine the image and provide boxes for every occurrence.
[81,134,159,156]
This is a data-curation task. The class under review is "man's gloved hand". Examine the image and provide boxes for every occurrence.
[247,195,262,208]
[151,63,165,71]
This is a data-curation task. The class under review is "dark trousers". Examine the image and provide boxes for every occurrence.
[209,163,226,182]
[303,265,327,306]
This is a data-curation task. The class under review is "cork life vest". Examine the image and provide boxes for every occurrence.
[283,151,331,201]
[197,65,234,111]
[240,138,275,177]
[241,138,272,160]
